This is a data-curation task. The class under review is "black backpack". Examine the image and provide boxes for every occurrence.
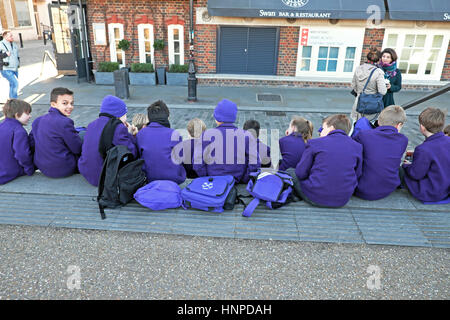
[97,114,146,219]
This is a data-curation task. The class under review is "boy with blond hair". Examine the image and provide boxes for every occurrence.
[401,107,449,202]
[353,105,408,200]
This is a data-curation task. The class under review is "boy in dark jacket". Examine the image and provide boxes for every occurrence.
[29,87,82,178]
[78,95,138,186]
[294,114,363,207]
[353,105,408,200]
[0,99,35,184]
[193,99,260,184]
[243,119,271,168]
[137,100,186,184]
[401,107,449,202]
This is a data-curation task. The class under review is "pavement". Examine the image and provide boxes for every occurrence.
[0,40,449,300]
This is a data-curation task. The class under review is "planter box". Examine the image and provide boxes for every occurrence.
[156,67,166,85]
[94,71,115,85]
[166,72,188,86]
[129,72,156,86]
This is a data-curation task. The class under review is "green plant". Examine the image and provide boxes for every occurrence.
[169,64,189,73]
[153,39,165,51]
[97,61,120,72]
[130,63,154,73]
[117,39,130,51]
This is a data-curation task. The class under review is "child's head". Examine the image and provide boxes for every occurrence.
[321,114,351,137]
[214,99,237,125]
[131,113,149,131]
[289,116,314,142]
[3,99,32,125]
[187,118,206,138]
[444,124,450,137]
[378,105,407,132]
[50,87,74,117]
[243,120,260,139]
[147,100,170,123]
[418,107,446,135]
[100,95,128,124]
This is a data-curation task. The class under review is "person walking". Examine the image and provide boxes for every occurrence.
[1,30,20,99]
[350,47,387,123]
[379,48,402,108]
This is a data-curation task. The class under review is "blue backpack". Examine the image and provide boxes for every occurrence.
[181,175,235,213]
[134,180,182,211]
[242,169,294,217]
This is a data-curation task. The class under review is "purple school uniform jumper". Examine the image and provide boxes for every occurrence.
[279,133,306,171]
[0,118,35,184]
[402,132,450,202]
[30,107,82,178]
[137,122,186,184]
[295,130,363,207]
[353,126,408,200]
[78,116,138,186]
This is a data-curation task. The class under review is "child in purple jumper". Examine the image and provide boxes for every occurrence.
[401,107,449,202]
[0,99,35,184]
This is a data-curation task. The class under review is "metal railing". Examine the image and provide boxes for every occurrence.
[401,83,450,110]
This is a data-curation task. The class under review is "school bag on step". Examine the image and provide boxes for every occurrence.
[242,169,294,217]
[181,175,236,213]
[134,180,182,210]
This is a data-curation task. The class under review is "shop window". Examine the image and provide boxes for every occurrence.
[15,0,32,27]
[138,24,154,64]
[168,24,184,65]
[108,23,125,67]
[300,46,312,71]
[317,46,338,72]
[343,47,356,73]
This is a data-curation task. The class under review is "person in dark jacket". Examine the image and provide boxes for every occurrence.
[293,114,363,208]
[379,48,402,107]
[401,107,450,202]
[243,119,271,168]
[29,87,82,178]
[78,95,138,186]
[0,99,34,184]
[0,48,10,71]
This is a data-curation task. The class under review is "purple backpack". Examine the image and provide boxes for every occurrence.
[134,180,182,210]
[242,169,294,217]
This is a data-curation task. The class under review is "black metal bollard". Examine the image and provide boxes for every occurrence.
[114,68,130,99]
[187,59,197,102]
[19,33,23,48]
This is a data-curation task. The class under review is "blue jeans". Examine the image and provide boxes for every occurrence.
[1,70,19,99]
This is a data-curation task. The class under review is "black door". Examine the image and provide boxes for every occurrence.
[218,27,279,75]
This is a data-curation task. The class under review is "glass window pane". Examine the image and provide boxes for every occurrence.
[145,41,151,52]
[411,49,424,63]
[144,28,150,40]
[432,35,444,48]
[344,60,354,72]
[174,41,180,54]
[300,59,310,71]
[114,28,120,39]
[302,46,312,58]
[408,64,419,74]
[327,60,337,72]
[145,54,152,64]
[398,62,408,73]
[387,34,398,47]
[404,35,415,47]
[415,35,426,47]
[174,54,180,65]
[318,47,328,59]
[317,60,326,71]
[428,49,439,62]
[173,28,179,40]
[329,47,339,59]
[345,47,356,59]
[400,49,411,60]
[117,53,123,65]
[15,0,32,26]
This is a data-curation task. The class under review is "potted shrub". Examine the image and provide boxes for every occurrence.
[94,61,120,85]
[129,63,156,86]
[166,64,189,86]
[153,39,166,85]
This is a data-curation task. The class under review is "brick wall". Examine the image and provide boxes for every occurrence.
[441,40,450,81]
[360,28,385,63]
[277,26,299,77]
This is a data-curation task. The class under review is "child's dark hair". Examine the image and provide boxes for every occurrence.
[50,87,74,103]
[419,107,446,133]
[291,116,314,142]
[444,124,450,136]
[147,100,170,118]
[3,99,32,118]
[367,47,382,63]
[323,114,352,135]
[243,120,260,138]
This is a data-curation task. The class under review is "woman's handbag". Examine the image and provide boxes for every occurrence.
[356,67,384,115]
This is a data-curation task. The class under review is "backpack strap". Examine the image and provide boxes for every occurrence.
[242,198,260,217]
[98,113,123,159]
[362,67,378,94]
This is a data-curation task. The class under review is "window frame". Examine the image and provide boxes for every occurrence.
[137,24,155,65]
[167,24,184,66]
[108,23,125,68]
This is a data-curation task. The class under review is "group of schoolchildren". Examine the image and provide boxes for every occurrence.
[0,86,449,210]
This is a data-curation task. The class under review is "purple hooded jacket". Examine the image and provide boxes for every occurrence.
[78,116,138,186]
[279,133,306,171]
[295,130,363,207]
[29,107,82,178]
[0,118,35,184]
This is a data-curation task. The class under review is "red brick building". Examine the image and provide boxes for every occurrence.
[82,0,449,89]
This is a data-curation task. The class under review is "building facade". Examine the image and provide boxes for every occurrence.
[84,0,450,89]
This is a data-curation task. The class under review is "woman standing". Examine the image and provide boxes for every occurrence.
[379,48,402,108]
[350,47,387,122]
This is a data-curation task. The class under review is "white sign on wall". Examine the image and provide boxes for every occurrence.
[302,27,365,47]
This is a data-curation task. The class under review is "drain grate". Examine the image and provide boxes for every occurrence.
[265,111,286,116]
[257,93,282,102]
